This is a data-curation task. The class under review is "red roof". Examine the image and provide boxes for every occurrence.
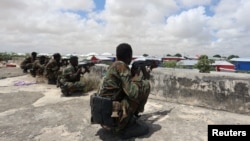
[162,57,184,61]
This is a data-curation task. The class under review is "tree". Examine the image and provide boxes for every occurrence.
[213,54,221,58]
[194,55,214,73]
[162,60,177,68]
[227,55,239,60]
[143,54,149,57]
[166,54,172,56]
[0,52,11,61]
[174,53,182,57]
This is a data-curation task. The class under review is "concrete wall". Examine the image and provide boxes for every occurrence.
[92,65,250,115]
[151,68,250,115]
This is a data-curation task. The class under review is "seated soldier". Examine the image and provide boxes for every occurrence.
[45,53,62,85]
[91,43,151,139]
[20,52,37,73]
[59,56,87,96]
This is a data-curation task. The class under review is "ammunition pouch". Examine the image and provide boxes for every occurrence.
[90,94,118,127]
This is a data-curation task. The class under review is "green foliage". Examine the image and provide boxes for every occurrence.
[174,53,182,57]
[0,52,27,61]
[194,55,214,73]
[0,52,12,61]
[213,54,221,58]
[166,54,172,56]
[176,61,184,68]
[227,55,239,60]
[143,54,149,57]
[162,60,177,68]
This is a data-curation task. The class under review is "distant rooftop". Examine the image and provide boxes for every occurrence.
[230,58,250,62]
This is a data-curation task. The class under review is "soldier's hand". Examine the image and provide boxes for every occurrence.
[132,70,144,81]
[84,67,90,73]
[141,67,150,80]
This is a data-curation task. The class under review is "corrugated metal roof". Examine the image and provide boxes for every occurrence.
[212,61,234,66]
[230,58,250,62]
[177,60,234,66]
[177,60,198,66]
[133,56,162,61]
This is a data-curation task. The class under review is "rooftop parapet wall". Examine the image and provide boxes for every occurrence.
[151,68,250,115]
[92,65,250,115]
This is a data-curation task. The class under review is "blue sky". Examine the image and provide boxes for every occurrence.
[94,0,105,11]
[0,0,250,57]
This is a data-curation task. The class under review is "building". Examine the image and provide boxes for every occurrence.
[176,60,198,69]
[162,56,185,61]
[230,58,250,71]
[176,60,235,72]
[212,61,235,72]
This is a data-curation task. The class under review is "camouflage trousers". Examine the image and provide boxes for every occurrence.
[34,68,44,77]
[46,71,61,82]
[21,63,33,70]
[60,81,85,93]
[115,80,150,132]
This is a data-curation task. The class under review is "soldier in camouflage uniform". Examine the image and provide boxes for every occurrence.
[20,52,37,73]
[32,55,46,77]
[97,43,150,139]
[59,56,87,96]
[45,53,61,85]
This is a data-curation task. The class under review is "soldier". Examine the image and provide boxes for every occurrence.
[59,56,87,96]
[20,52,37,73]
[91,43,150,139]
[32,55,47,81]
[45,53,61,85]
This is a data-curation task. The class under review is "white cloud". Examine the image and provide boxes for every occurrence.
[207,0,250,57]
[165,7,211,40]
[0,0,250,57]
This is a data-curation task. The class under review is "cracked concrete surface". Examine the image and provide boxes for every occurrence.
[0,67,250,141]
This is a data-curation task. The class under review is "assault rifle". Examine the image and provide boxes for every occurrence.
[61,57,70,67]
[78,61,95,73]
[131,59,160,80]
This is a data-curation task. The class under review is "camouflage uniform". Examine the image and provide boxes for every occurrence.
[20,57,36,73]
[32,58,46,77]
[59,64,85,95]
[45,58,61,84]
[98,61,150,132]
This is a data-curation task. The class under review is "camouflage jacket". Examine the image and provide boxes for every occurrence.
[21,57,36,67]
[60,64,80,82]
[45,58,60,72]
[32,60,45,74]
[98,61,149,102]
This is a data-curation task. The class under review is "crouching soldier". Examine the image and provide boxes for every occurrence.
[20,52,37,73]
[90,43,151,139]
[32,55,47,82]
[45,53,62,85]
[58,56,87,96]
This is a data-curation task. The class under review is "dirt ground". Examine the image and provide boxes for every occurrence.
[0,67,250,141]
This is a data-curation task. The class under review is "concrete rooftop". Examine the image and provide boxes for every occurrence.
[0,67,250,141]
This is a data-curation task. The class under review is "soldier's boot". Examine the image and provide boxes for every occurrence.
[23,69,28,73]
[119,116,149,139]
[61,89,70,97]
[48,79,57,85]
[30,69,36,77]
